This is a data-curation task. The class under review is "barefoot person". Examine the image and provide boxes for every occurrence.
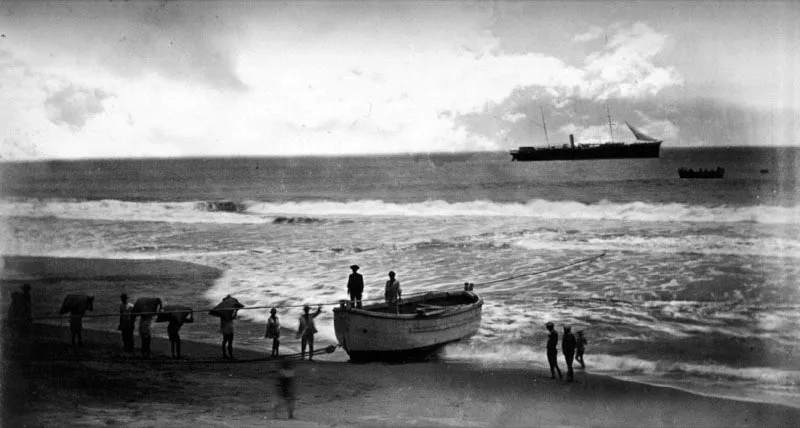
[546,322,563,380]
[576,330,588,369]
[297,305,322,360]
[384,271,402,314]
[265,308,281,357]
[118,293,135,353]
[562,325,577,382]
[347,265,364,309]
[168,317,184,359]
[221,315,236,359]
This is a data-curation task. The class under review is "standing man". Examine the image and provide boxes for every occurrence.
[576,330,588,369]
[347,265,364,309]
[562,325,577,382]
[297,305,322,360]
[384,271,402,314]
[118,293,135,353]
[546,322,563,380]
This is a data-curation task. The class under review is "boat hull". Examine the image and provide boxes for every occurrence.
[511,141,661,161]
[333,291,482,362]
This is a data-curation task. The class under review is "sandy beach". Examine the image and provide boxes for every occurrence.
[3,256,800,427]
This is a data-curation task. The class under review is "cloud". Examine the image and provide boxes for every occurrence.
[1,0,247,91]
[580,22,682,100]
[573,26,604,43]
[45,85,110,129]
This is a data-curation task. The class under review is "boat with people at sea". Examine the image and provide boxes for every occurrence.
[678,167,725,179]
[333,287,483,362]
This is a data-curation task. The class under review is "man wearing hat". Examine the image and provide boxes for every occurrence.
[347,265,364,309]
[118,293,135,353]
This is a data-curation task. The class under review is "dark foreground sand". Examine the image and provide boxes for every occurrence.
[2,256,800,427]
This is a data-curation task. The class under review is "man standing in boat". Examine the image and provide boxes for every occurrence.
[385,271,402,314]
[347,265,364,309]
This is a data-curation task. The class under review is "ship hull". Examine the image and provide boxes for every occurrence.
[511,142,661,161]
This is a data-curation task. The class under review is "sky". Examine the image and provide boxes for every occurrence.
[0,0,798,160]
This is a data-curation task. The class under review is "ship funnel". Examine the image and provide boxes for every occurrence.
[569,134,575,149]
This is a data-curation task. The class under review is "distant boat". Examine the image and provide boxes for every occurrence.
[510,105,662,161]
[678,167,725,179]
[760,168,769,174]
[333,289,483,362]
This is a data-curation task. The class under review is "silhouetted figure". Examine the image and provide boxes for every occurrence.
[546,322,562,380]
[347,265,364,309]
[221,316,235,359]
[576,330,587,369]
[60,294,94,347]
[168,318,183,359]
[297,305,322,360]
[274,358,296,419]
[139,315,154,358]
[118,293,135,353]
[384,271,402,314]
[7,284,32,339]
[562,325,576,382]
[265,308,281,357]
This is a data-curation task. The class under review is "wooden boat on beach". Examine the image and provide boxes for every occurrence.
[333,289,483,362]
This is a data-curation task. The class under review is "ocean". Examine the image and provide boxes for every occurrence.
[1,147,799,408]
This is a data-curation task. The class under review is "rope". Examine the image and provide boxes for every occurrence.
[28,252,606,321]
[474,252,606,287]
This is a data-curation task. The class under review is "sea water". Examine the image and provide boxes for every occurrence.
[1,147,799,408]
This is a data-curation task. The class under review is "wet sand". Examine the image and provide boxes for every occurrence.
[2,256,800,427]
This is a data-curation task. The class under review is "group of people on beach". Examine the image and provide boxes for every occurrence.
[545,321,587,382]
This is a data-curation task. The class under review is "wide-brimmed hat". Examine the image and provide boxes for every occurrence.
[563,325,572,331]
[350,265,359,271]
[545,322,554,328]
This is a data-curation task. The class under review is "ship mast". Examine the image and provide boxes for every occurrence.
[606,104,615,143]
[540,106,550,147]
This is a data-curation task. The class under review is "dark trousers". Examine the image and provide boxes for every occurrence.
[141,335,151,357]
[563,349,575,381]
[547,350,562,379]
[121,327,134,352]
[349,292,362,308]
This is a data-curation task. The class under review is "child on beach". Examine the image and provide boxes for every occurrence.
[576,330,587,369]
[274,358,296,419]
[265,308,281,357]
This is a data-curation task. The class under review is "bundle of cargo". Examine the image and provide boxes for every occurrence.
[209,295,244,320]
[132,297,163,316]
[59,294,95,315]
[156,305,194,324]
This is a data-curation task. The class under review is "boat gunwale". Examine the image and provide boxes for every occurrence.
[332,290,483,321]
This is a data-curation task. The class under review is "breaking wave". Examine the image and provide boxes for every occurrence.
[1,198,798,225]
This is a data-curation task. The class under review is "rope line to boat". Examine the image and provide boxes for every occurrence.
[473,252,606,287]
[27,252,606,321]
